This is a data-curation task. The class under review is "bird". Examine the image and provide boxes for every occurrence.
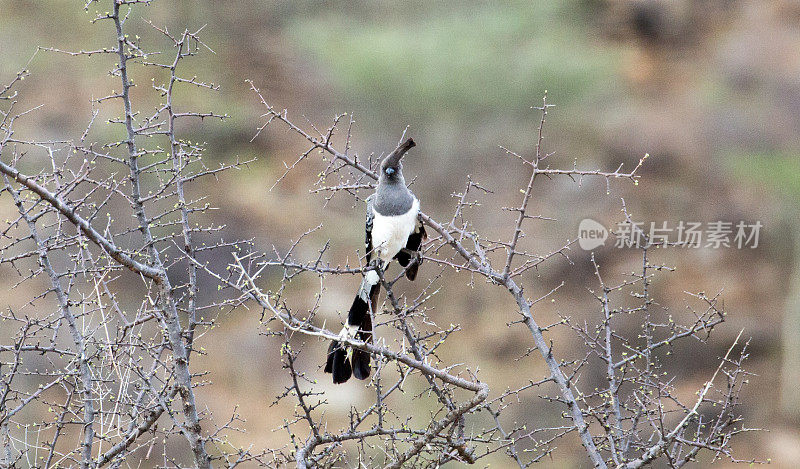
[324,138,426,384]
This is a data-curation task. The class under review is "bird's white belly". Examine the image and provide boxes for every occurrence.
[371,198,419,264]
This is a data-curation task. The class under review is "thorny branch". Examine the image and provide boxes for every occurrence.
[240,88,758,467]
[0,1,760,468]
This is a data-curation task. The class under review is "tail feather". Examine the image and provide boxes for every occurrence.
[325,340,351,384]
[347,281,374,328]
[324,341,335,373]
[351,312,372,380]
[350,283,379,380]
[325,279,379,383]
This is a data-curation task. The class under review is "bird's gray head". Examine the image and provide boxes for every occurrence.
[379,138,415,184]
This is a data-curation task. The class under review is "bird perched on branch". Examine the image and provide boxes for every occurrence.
[325,138,426,384]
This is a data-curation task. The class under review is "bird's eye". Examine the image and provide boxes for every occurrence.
[385,167,395,176]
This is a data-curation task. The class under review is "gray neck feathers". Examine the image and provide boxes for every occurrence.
[374,174,414,216]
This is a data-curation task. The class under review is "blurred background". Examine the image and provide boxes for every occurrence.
[2,0,800,466]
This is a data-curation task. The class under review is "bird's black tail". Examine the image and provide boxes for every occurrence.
[324,339,351,384]
[324,279,379,384]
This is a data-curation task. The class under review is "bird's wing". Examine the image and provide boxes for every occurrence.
[395,214,427,281]
[365,194,375,265]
